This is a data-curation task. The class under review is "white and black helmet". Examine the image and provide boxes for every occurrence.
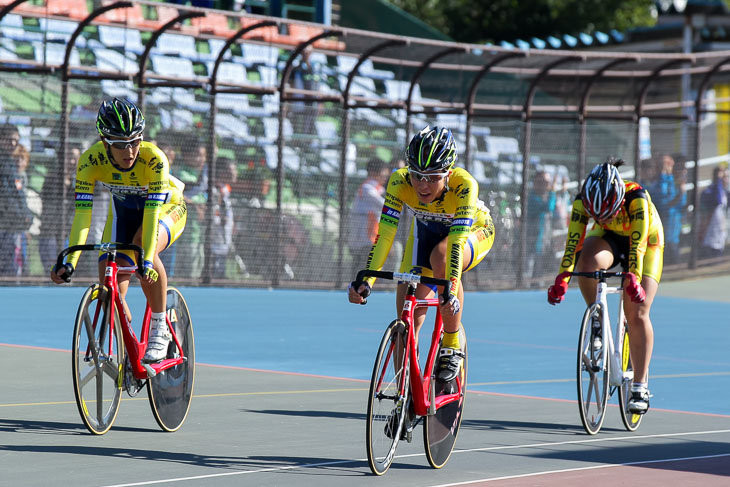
[581,159,626,221]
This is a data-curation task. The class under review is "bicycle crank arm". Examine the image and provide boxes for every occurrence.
[141,361,158,378]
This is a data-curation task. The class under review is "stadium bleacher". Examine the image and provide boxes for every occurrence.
[0,0,409,194]
[97,25,145,54]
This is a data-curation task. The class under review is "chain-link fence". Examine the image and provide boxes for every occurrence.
[1,3,730,288]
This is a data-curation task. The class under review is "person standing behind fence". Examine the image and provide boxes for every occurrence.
[0,124,33,276]
[525,169,556,280]
[174,135,208,279]
[664,154,688,264]
[210,156,235,277]
[348,157,389,277]
[39,144,79,269]
[698,165,729,259]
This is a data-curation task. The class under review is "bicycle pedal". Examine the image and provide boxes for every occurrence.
[401,428,413,443]
[141,362,158,378]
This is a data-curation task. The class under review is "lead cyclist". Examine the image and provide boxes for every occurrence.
[349,125,495,384]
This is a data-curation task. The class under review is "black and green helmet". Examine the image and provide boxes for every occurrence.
[96,97,145,138]
[406,125,457,172]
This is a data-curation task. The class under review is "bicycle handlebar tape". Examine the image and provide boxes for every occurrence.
[52,262,75,283]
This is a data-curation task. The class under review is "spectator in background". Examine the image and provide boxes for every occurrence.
[526,169,556,279]
[699,165,729,259]
[13,143,31,274]
[552,171,571,231]
[210,157,235,277]
[290,50,319,137]
[0,124,33,276]
[39,144,79,270]
[174,135,208,279]
[348,157,389,277]
[648,154,676,221]
[665,154,688,264]
[640,156,660,190]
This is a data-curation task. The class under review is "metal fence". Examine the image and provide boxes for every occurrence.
[1,1,730,289]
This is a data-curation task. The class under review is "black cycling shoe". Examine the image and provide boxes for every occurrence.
[436,347,465,382]
[627,388,651,415]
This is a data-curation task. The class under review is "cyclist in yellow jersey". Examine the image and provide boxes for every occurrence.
[349,125,495,383]
[547,158,664,414]
[50,98,187,363]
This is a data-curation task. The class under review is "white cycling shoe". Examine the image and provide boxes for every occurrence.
[143,320,172,363]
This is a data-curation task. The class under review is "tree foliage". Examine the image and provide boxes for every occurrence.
[387,0,657,44]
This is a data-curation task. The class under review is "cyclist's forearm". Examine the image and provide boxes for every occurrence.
[66,208,92,268]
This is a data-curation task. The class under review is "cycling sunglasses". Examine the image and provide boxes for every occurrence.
[408,168,450,183]
[104,135,143,149]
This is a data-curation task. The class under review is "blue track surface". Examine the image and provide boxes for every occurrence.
[3,285,729,415]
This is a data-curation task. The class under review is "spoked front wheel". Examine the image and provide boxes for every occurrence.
[577,305,609,435]
[618,321,642,431]
[147,287,195,432]
[72,284,124,435]
[424,326,467,469]
[366,320,409,476]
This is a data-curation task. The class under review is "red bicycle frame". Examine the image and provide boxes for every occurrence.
[64,243,187,379]
[360,269,463,418]
[398,287,463,417]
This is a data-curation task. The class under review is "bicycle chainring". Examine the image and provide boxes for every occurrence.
[123,357,145,397]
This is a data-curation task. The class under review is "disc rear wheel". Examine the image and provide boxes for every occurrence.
[148,287,195,432]
[423,327,467,468]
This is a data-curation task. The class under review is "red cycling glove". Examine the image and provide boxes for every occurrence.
[624,272,646,303]
[547,271,572,305]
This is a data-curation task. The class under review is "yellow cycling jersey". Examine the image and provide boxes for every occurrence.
[66,141,184,267]
[558,181,663,282]
[365,167,490,296]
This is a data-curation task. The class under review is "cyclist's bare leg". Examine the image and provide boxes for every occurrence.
[576,237,614,304]
[99,225,170,319]
[132,225,170,314]
[429,237,472,334]
[622,276,657,384]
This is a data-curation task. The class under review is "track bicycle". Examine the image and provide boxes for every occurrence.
[571,269,642,435]
[57,243,195,435]
[357,270,467,475]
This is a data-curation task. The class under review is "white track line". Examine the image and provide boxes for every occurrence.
[96,429,730,487]
[428,452,730,486]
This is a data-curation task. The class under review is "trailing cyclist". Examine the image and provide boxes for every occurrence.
[50,97,187,363]
[547,157,664,414]
[349,125,495,384]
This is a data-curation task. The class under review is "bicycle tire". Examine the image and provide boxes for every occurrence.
[72,284,124,435]
[423,326,467,469]
[618,320,643,431]
[366,320,409,475]
[147,287,195,432]
[577,304,609,435]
